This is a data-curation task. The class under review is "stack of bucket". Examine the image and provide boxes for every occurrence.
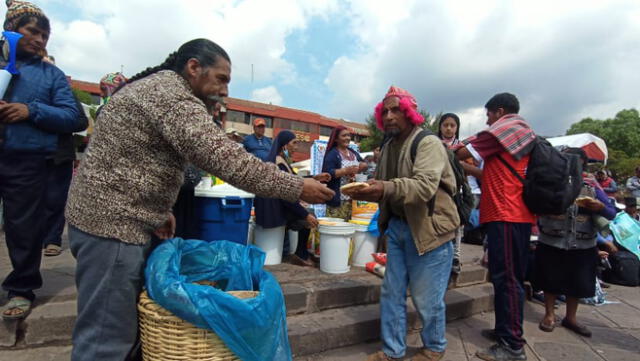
[348,200,379,267]
[317,218,355,274]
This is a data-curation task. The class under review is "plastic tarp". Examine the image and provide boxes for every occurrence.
[547,133,608,163]
[609,212,640,260]
[145,238,292,361]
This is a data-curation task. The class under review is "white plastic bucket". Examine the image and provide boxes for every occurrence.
[288,230,298,255]
[350,223,378,267]
[319,222,355,274]
[254,225,286,265]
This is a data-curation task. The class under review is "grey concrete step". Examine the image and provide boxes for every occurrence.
[0,281,493,353]
[0,264,490,350]
[288,283,494,357]
[282,263,488,316]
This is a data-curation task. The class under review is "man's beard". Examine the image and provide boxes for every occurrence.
[384,128,401,138]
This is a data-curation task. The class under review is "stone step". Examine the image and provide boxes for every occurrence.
[288,283,494,357]
[0,282,493,352]
[281,263,488,316]
[0,265,490,350]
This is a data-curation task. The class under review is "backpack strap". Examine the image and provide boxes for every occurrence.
[409,129,439,215]
[410,129,434,163]
[496,154,525,184]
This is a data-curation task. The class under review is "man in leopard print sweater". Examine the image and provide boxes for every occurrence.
[65,39,333,361]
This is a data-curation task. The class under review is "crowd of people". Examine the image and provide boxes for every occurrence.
[1,2,639,361]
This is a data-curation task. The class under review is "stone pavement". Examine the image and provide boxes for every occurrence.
[298,285,640,361]
[1,227,639,360]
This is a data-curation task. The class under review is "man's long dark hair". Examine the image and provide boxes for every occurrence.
[127,39,230,84]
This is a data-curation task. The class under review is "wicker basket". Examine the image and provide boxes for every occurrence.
[138,290,258,361]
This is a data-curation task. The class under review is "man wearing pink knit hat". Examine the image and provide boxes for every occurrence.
[352,86,459,361]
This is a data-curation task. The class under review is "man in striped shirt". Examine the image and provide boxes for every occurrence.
[456,93,536,361]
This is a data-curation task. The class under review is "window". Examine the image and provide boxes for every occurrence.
[276,118,290,129]
[320,126,333,136]
[290,120,310,132]
[226,110,245,124]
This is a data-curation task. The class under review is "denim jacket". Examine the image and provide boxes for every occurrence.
[1,55,81,153]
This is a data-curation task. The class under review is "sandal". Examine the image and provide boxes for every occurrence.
[561,318,592,337]
[2,296,32,320]
[539,319,555,332]
[44,244,62,257]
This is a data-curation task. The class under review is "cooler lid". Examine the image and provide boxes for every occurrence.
[194,183,255,198]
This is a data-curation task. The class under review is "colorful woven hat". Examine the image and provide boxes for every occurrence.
[4,0,47,31]
[382,85,418,110]
[100,72,128,97]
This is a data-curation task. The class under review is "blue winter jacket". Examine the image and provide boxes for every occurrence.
[2,56,81,153]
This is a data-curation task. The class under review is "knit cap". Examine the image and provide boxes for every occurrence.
[4,0,48,31]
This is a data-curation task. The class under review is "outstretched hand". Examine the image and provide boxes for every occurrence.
[300,178,335,204]
[350,180,384,202]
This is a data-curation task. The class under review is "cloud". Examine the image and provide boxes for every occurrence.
[251,86,283,105]
[45,0,339,84]
[324,0,640,136]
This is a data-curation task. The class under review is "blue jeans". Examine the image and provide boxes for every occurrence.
[381,217,453,358]
[69,225,152,361]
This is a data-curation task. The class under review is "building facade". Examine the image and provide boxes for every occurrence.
[69,79,369,162]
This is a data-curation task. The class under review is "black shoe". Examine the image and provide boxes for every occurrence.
[476,342,527,361]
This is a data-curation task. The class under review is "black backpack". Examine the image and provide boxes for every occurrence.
[382,130,475,225]
[603,250,640,287]
[497,137,583,215]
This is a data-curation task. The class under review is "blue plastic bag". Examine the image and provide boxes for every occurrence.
[145,238,292,361]
[367,209,380,236]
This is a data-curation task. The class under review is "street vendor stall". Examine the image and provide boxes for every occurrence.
[547,133,608,163]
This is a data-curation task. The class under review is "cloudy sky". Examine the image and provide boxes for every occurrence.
[37,0,640,137]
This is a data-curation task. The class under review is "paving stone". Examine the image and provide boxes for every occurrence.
[533,342,601,361]
[595,347,640,361]
[582,326,640,354]
[594,299,640,329]
[0,345,72,361]
[0,319,17,347]
[22,301,76,346]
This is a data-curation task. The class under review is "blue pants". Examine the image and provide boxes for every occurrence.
[69,225,151,361]
[0,153,47,301]
[43,160,73,247]
[486,221,531,350]
[381,217,453,358]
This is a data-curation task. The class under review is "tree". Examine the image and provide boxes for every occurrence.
[359,109,440,152]
[567,109,640,157]
[72,88,96,105]
[566,108,640,183]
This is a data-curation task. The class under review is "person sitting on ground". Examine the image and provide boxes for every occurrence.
[624,196,639,221]
[595,170,617,198]
[625,166,640,198]
[535,148,616,338]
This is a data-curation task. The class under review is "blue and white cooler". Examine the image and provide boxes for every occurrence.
[194,183,254,245]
